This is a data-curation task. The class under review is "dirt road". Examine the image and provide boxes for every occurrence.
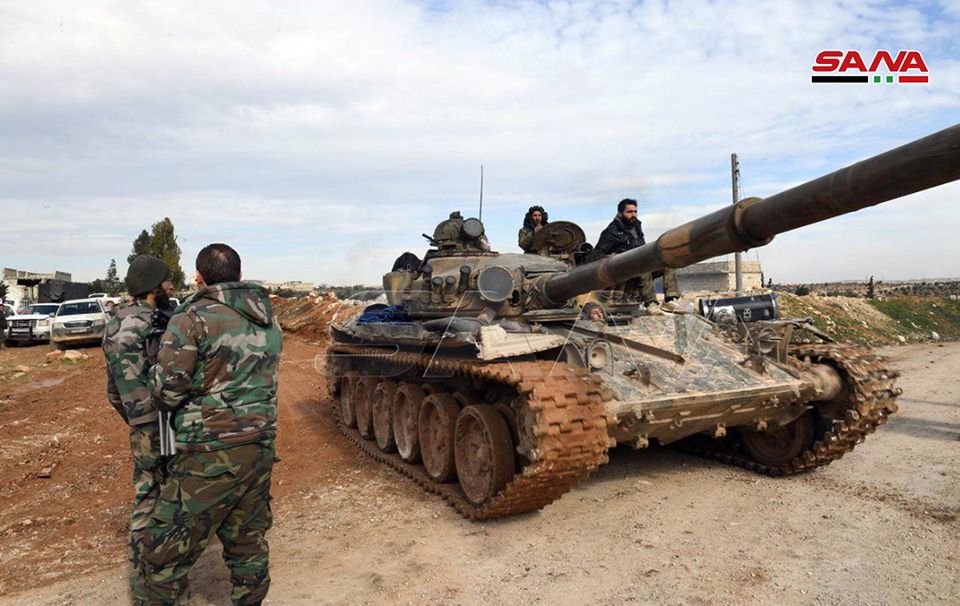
[0,339,956,605]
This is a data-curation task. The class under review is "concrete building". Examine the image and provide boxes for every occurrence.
[3,267,74,302]
[256,280,316,293]
[4,268,71,282]
[675,260,763,293]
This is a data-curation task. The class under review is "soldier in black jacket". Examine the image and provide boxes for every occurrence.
[594,198,681,311]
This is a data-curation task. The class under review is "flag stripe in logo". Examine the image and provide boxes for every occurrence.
[899,75,929,83]
[811,76,869,83]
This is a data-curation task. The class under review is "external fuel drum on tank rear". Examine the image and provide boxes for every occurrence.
[327,124,960,520]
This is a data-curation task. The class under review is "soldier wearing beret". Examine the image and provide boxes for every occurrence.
[102,255,174,594]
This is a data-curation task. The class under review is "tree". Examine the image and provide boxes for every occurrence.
[126,219,186,289]
[128,229,152,264]
[148,218,185,289]
[0,281,8,302]
[766,277,773,288]
[794,285,811,296]
[105,259,121,294]
[866,275,875,299]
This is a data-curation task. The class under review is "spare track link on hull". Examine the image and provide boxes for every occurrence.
[676,344,901,477]
[328,343,611,520]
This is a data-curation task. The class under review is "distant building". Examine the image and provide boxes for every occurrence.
[675,260,763,293]
[3,267,75,302]
[4,268,71,282]
[256,280,315,293]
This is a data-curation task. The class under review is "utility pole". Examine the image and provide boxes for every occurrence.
[731,153,743,295]
[479,165,484,221]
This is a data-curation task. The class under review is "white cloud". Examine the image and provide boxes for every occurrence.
[0,0,957,285]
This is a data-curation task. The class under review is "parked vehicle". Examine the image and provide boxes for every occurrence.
[88,292,123,313]
[4,303,61,345]
[2,299,34,315]
[50,299,108,349]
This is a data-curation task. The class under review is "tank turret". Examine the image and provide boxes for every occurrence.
[384,124,960,320]
[328,123,960,521]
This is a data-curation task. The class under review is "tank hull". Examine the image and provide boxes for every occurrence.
[328,313,897,518]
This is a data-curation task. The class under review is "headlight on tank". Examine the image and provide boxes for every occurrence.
[586,341,612,370]
[476,266,514,303]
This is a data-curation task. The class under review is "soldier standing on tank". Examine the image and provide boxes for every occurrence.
[594,198,682,312]
[102,255,174,594]
[138,243,282,606]
[518,205,549,253]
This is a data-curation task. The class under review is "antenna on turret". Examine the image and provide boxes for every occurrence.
[478,165,484,220]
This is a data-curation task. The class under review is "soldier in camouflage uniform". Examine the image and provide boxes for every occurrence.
[102,255,174,590]
[139,243,282,606]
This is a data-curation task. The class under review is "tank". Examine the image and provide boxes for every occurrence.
[327,124,960,520]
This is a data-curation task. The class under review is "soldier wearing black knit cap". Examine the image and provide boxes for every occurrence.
[103,255,176,598]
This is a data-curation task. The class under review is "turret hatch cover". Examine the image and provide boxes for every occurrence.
[532,221,586,253]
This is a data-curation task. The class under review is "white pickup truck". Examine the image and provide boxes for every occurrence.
[89,292,124,313]
[4,303,61,346]
[50,299,108,349]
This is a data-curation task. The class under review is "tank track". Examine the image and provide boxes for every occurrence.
[328,343,612,520]
[676,344,901,476]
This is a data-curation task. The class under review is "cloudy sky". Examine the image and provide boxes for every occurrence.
[1,0,958,286]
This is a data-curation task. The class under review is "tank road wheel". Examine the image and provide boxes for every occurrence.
[339,377,358,428]
[454,406,516,505]
[393,384,426,463]
[740,410,816,467]
[355,379,377,439]
[372,381,398,452]
[418,393,461,483]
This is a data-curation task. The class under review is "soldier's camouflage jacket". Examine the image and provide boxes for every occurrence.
[104,301,161,427]
[148,282,282,453]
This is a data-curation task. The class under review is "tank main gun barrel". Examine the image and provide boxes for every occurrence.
[543,123,960,305]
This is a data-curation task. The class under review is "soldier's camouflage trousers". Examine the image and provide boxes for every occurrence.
[130,422,162,583]
[134,441,275,606]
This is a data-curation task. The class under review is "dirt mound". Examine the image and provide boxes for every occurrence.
[778,293,960,346]
[270,294,362,341]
